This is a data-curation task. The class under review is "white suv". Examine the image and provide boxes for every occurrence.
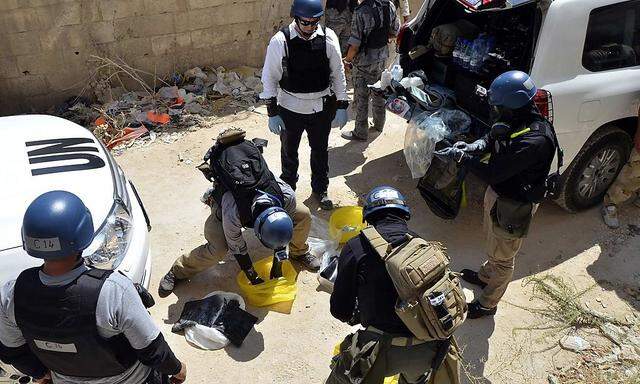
[0,115,152,382]
[397,0,639,211]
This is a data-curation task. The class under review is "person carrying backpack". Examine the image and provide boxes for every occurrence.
[341,0,400,141]
[327,186,464,384]
[158,129,317,296]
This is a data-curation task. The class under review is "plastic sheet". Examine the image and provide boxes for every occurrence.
[176,291,246,351]
[404,112,451,179]
[237,257,298,309]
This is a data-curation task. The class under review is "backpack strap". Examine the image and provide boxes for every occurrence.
[361,226,393,260]
[280,26,290,58]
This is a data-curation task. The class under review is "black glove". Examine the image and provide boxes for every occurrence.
[266,97,279,117]
[134,283,156,308]
[234,254,264,285]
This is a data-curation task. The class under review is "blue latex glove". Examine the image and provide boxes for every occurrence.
[453,139,487,153]
[268,115,286,135]
[331,108,349,129]
[435,147,469,163]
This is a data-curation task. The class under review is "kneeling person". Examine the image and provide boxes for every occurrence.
[327,186,463,384]
[0,191,186,384]
[159,129,316,295]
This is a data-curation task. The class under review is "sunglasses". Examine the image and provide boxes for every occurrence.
[296,17,320,27]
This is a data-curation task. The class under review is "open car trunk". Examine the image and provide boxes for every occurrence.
[399,0,543,130]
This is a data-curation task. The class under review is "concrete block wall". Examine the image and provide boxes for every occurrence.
[0,0,425,115]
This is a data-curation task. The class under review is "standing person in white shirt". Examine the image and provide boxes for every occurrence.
[260,0,349,211]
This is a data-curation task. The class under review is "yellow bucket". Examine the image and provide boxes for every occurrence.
[237,257,298,309]
[329,206,367,244]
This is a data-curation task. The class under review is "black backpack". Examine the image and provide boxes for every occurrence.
[209,140,283,227]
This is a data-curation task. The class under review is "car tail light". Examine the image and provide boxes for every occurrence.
[534,89,554,123]
[396,24,408,50]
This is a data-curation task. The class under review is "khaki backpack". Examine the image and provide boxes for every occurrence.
[362,226,467,341]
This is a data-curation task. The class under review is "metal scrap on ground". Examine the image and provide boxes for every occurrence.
[52,56,263,152]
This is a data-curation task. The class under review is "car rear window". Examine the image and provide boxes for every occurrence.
[583,0,640,72]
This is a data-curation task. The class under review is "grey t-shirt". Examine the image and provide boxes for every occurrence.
[349,0,400,66]
[0,265,160,383]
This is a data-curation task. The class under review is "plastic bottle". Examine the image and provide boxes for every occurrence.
[380,69,392,89]
[452,38,463,66]
[391,64,404,82]
[461,40,472,70]
[470,37,486,73]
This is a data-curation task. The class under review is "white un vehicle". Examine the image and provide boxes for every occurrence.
[0,115,152,382]
[397,0,640,211]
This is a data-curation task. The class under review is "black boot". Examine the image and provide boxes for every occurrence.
[467,301,497,319]
[460,269,487,289]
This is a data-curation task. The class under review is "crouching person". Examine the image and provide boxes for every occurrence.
[159,129,317,295]
[0,191,186,384]
[327,186,464,384]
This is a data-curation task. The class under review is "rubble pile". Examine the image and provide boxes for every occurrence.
[53,65,264,152]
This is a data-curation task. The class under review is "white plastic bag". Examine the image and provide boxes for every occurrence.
[317,251,340,293]
[183,291,246,351]
[307,237,339,259]
[185,324,229,350]
[403,111,450,179]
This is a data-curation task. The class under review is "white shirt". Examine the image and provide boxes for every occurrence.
[260,21,348,115]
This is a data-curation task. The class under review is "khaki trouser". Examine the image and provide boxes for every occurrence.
[171,202,312,279]
[326,330,446,384]
[605,148,640,206]
[477,187,539,309]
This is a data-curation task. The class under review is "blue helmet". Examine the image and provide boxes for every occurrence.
[291,0,324,18]
[21,191,94,260]
[254,207,294,250]
[363,186,410,221]
[488,71,537,110]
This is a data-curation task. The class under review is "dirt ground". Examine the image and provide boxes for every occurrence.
[117,105,640,384]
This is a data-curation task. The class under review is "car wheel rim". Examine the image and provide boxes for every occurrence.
[577,147,622,200]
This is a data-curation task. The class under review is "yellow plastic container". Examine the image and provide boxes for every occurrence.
[329,206,367,244]
[237,257,298,309]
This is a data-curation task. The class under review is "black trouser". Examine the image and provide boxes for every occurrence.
[279,105,333,194]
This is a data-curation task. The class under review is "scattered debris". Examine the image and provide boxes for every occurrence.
[52,57,264,152]
[518,274,640,383]
[560,335,591,352]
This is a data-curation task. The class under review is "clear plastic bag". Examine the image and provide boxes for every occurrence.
[439,108,471,136]
[404,111,451,179]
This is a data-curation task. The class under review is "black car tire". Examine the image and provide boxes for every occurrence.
[555,126,632,213]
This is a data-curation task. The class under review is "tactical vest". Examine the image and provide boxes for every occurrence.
[279,26,331,94]
[14,268,138,378]
[358,0,392,51]
[501,120,559,203]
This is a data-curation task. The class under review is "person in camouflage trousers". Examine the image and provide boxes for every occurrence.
[341,0,400,142]
[325,0,358,55]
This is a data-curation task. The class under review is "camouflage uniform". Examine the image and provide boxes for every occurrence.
[349,0,400,140]
[325,7,352,56]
